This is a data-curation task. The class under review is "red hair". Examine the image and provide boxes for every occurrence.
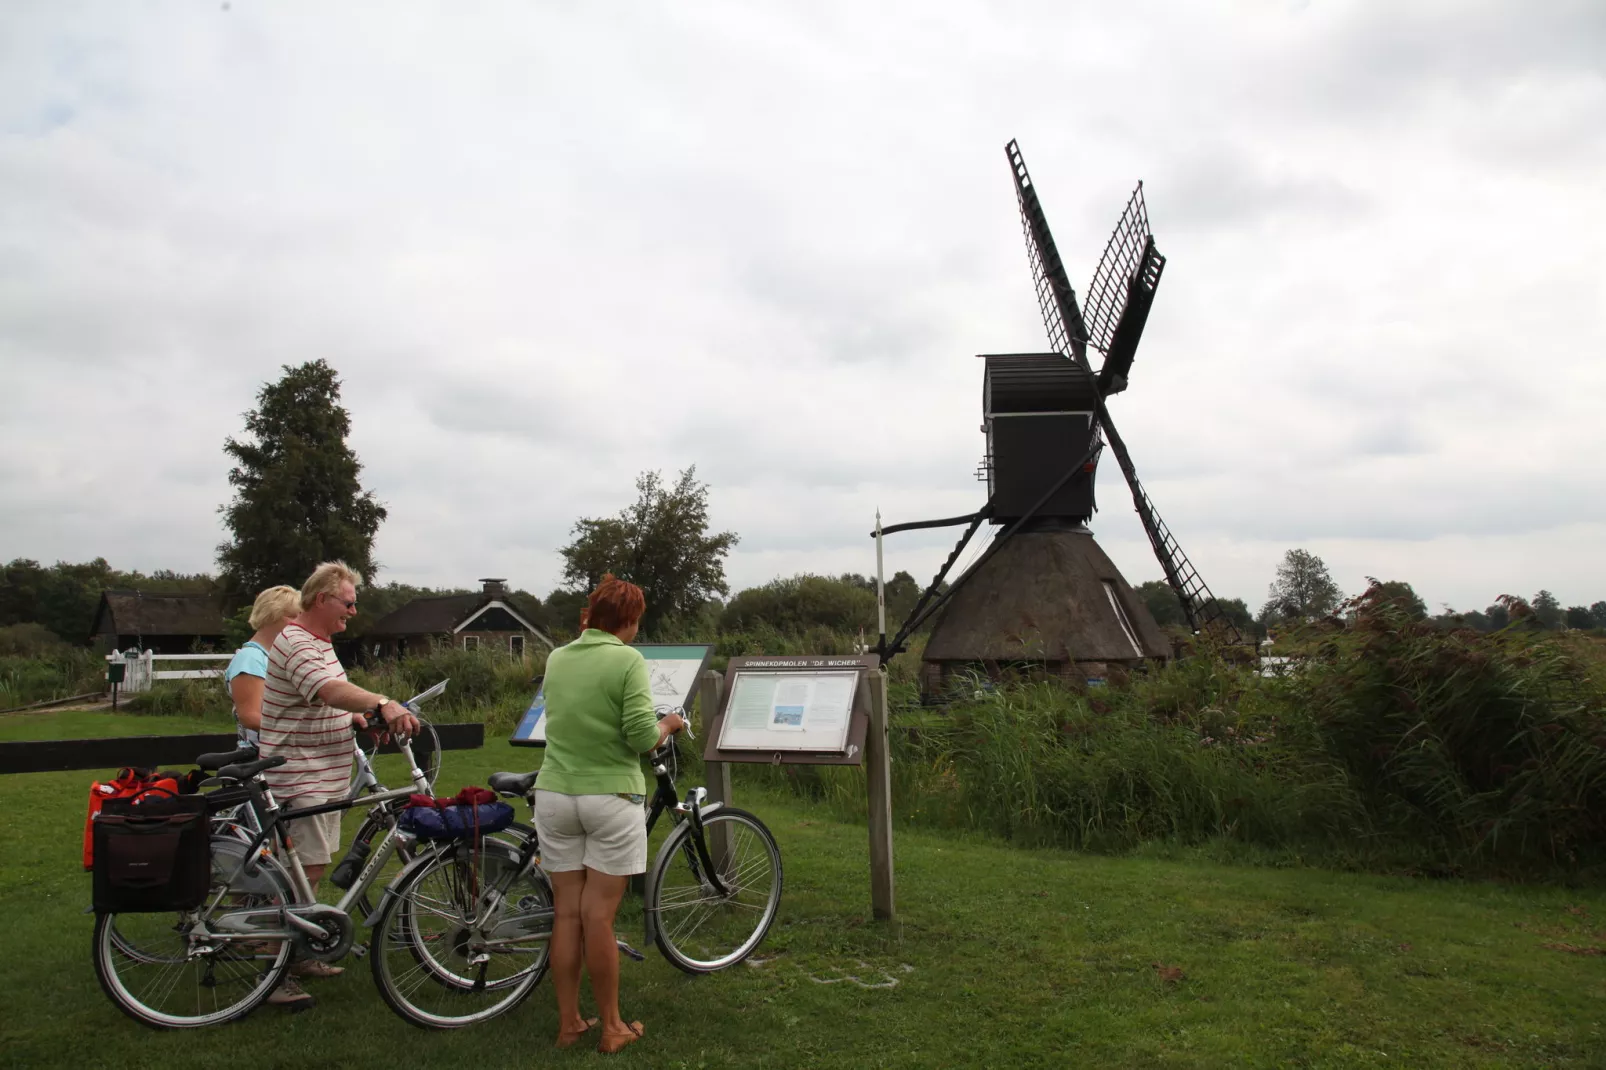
[582,574,645,634]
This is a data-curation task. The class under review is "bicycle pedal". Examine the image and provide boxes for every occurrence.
[615,939,645,962]
[348,944,368,959]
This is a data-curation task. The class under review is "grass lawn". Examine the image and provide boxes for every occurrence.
[0,709,231,742]
[0,727,1602,1067]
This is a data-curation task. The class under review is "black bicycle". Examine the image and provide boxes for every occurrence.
[365,713,783,1028]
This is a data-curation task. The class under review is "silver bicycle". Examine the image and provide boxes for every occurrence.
[94,700,547,1029]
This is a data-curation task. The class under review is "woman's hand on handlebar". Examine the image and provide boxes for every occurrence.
[655,711,687,748]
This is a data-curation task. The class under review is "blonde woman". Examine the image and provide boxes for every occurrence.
[225,585,301,746]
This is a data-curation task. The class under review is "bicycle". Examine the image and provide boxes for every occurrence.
[93,723,550,1029]
[104,685,456,966]
[364,709,782,1030]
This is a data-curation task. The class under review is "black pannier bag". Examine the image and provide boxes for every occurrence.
[91,790,211,914]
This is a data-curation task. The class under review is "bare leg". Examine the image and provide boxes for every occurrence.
[303,863,324,898]
[579,869,632,1036]
[549,870,590,1037]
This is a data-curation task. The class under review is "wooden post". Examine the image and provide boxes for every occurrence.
[699,669,733,872]
[865,668,896,921]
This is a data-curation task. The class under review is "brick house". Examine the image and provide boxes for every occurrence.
[364,579,552,659]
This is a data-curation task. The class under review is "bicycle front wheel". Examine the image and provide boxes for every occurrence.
[646,807,783,973]
[370,839,551,1029]
[93,836,295,1028]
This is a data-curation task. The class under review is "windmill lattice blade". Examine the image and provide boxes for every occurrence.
[1006,140,1090,368]
[1125,470,1241,643]
[1083,183,1152,356]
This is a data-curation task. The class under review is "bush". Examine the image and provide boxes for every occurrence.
[738,597,1606,877]
[1288,584,1606,868]
[351,645,543,733]
[0,643,105,710]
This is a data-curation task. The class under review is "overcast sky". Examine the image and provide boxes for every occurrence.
[3,1,1603,615]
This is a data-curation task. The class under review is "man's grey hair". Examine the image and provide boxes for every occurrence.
[300,561,364,612]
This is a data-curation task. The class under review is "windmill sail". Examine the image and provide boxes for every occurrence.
[1006,140,1240,642]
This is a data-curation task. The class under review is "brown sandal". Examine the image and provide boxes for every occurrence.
[598,1021,645,1055]
[556,1017,600,1049]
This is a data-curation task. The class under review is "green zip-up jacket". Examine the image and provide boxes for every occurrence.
[537,629,660,796]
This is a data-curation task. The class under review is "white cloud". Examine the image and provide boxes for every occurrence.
[1,0,1603,618]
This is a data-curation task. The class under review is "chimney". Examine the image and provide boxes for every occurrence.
[479,578,508,599]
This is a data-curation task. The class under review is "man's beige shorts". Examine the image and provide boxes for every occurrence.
[282,794,344,867]
[533,790,648,876]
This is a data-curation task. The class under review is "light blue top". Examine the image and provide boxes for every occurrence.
[225,641,269,745]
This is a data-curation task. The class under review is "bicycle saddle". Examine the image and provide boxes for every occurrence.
[488,771,538,797]
[196,745,259,771]
[217,755,286,781]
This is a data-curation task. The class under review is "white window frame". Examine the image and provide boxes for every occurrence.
[462,635,480,651]
[508,634,525,658]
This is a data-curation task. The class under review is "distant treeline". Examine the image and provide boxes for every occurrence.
[6,556,1603,655]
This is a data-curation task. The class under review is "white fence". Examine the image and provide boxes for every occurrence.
[106,650,232,693]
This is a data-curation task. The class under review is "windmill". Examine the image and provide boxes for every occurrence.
[877,140,1241,696]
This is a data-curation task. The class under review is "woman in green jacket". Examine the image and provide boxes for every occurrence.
[536,575,685,1054]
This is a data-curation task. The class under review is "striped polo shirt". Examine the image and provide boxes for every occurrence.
[261,622,352,799]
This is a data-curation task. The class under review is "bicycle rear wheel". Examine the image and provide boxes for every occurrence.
[645,807,783,974]
[370,838,551,1029]
[93,836,294,1028]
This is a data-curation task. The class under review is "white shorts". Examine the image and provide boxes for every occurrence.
[282,794,344,867]
[534,790,648,876]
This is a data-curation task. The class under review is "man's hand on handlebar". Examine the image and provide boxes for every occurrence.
[350,701,421,743]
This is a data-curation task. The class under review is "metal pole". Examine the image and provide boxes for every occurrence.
[875,509,887,653]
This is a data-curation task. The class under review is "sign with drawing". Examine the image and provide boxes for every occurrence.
[703,654,877,766]
[509,643,714,748]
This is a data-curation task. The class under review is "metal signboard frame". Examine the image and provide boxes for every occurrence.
[509,643,715,748]
[702,654,878,766]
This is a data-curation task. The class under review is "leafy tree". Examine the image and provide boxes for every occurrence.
[543,588,589,639]
[1593,601,1606,627]
[1215,597,1258,640]
[1565,605,1595,630]
[1134,580,1185,628]
[0,558,214,644]
[558,467,738,635]
[1484,602,1510,630]
[1365,578,1427,621]
[1531,590,1563,630]
[217,360,387,600]
[721,573,884,634]
[1261,549,1342,622]
[1436,607,1490,631]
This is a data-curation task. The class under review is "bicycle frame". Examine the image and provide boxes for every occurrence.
[197,738,435,952]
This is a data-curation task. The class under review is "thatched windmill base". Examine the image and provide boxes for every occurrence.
[919,528,1170,698]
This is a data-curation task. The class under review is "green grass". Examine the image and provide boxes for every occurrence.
[1,735,1604,1067]
[0,710,228,742]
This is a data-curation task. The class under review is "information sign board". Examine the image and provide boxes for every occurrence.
[703,654,877,766]
[509,643,713,748]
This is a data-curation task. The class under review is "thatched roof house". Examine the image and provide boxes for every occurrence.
[90,590,227,653]
[921,529,1170,695]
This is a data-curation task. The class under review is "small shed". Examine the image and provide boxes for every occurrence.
[90,590,227,654]
[365,579,552,659]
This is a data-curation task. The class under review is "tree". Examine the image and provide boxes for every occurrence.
[1593,602,1606,627]
[1215,597,1258,640]
[1134,580,1185,628]
[1565,605,1595,630]
[1366,578,1427,621]
[1484,602,1510,630]
[217,361,387,599]
[1531,590,1563,630]
[1261,549,1342,622]
[558,467,738,635]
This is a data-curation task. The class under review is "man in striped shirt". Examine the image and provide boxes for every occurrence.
[261,561,419,900]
